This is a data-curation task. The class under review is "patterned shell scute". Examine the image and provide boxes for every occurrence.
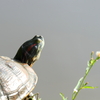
[0,56,38,100]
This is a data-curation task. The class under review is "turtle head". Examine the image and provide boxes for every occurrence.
[14,35,45,67]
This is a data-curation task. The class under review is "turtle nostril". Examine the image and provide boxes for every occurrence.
[33,35,38,38]
[33,35,44,42]
[35,35,40,37]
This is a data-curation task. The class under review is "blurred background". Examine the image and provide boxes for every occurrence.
[0,0,100,100]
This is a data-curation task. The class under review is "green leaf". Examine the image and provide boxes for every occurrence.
[81,86,98,89]
[60,93,68,100]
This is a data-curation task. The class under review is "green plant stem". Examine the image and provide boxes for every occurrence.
[72,57,100,100]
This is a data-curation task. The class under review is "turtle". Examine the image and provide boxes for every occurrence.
[0,35,45,100]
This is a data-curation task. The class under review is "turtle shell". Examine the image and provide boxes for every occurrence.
[0,56,38,100]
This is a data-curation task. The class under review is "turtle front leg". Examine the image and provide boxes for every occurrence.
[23,92,39,100]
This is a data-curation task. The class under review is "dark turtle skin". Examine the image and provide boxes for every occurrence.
[0,35,45,100]
[14,35,44,67]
